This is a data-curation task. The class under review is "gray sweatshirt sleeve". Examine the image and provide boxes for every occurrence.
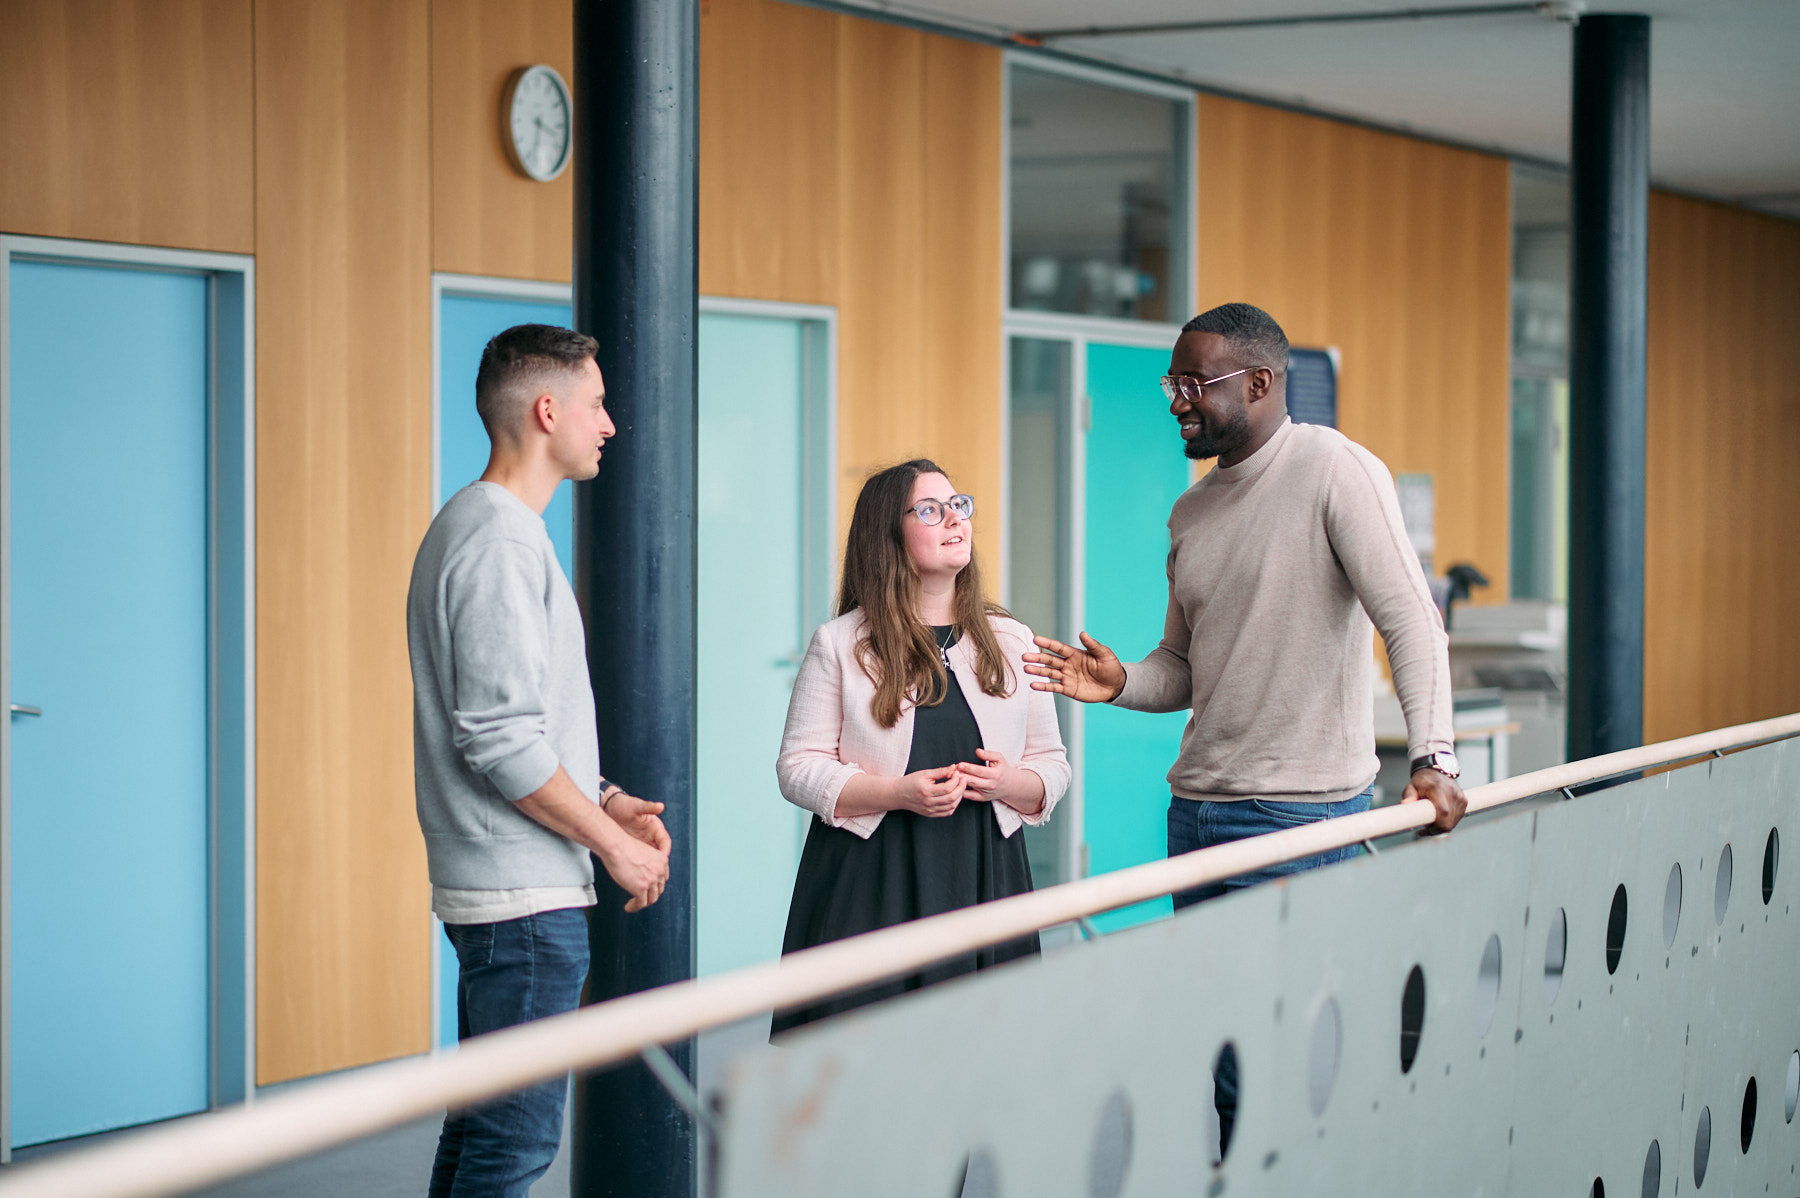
[1324,444,1455,761]
[1113,551,1195,714]
[442,538,564,801]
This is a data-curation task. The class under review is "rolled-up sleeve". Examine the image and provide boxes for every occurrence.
[776,625,882,838]
[443,539,561,801]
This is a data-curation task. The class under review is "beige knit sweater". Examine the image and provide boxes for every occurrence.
[1114,417,1454,804]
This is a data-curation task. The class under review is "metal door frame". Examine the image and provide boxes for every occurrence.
[1002,313,1189,885]
[0,235,257,1158]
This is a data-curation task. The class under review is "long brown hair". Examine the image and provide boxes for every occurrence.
[838,459,1014,728]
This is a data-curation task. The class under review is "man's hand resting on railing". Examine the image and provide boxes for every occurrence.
[1402,768,1467,833]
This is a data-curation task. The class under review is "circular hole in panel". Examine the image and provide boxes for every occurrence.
[1307,997,1341,1117]
[1693,1105,1711,1188]
[1662,863,1682,948]
[1211,1041,1240,1164]
[1605,885,1628,975]
[1641,1138,1660,1198]
[1544,908,1568,1004]
[1590,1179,1605,1198]
[1763,828,1779,905]
[1474,933,1503,1037]
[1087,1090,1133,1198]
[1786,1051,1798,1124]
[1740,1075,1757,1153]
[1399,964,1427,1074]
[955,1147,1000,1198]
[1714,845,1734,925]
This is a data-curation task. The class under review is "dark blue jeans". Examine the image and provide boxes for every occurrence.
[429,907,590,1198]
[1166,786,1373,1158]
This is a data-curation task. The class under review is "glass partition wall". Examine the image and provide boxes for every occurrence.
[1004,58,1193,904]
[1008,64,1189,323]
[1510,165,1571,603]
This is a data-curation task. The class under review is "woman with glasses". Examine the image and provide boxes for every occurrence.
[771,459,1071,1034]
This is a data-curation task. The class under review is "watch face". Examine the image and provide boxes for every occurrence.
[507,66,572,182]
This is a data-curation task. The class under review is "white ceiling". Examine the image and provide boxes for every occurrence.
[833,0,1800,220]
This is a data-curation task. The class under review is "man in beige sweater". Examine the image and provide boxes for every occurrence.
[1026,300,1466,867]
[1025,300,1466,1149]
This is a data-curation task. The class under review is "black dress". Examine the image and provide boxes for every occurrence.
[772,626,1040,1036]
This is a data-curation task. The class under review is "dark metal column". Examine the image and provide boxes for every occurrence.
[570,1,698,1195]
[1567,13,1649,761]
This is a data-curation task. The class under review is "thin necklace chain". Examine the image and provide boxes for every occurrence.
[933,623,956,668]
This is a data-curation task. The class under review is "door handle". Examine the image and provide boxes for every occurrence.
[774,652,805,669]
[10,704,42,717]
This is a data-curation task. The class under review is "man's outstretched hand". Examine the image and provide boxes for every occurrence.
[1023,632,1127,704]
[1402,769,1467,834]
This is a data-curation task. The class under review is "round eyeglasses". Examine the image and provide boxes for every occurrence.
[907,494,975,526]
[1160,368,1251,404]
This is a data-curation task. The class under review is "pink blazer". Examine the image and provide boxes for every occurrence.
[776,609,1072,839]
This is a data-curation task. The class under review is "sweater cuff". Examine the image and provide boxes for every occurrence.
[486,741,563,803]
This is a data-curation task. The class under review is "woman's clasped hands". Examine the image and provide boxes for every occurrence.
[888,749,1043,818]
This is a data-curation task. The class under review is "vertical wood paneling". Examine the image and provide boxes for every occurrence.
[698,0,1003,578]
[0,0,254,251]
[919,36,1004,572]
[430,0,575,281]
[1645,194,1800,741]
[834,19,929,541]
[1195,96,1512,601]
[254,0,434,1084]
[698,0,839,303]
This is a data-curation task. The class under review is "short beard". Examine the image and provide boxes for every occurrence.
[1183,407,1252,461]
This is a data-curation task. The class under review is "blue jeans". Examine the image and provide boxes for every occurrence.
[429,907,590,1198]
[1165,786,1372,1157]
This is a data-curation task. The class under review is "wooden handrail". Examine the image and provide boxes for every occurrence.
[5,711,1796,1198]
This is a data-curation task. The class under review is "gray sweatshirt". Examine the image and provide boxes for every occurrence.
[407,482,600,890]
[1115,418,1454,803]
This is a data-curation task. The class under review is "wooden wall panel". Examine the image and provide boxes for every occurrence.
[918,36,1004,572]
[698,0,839,303]
[1195,96,1512,601]
[254,0,434,1084]
[1645,194,1800,741]
[699,0,1004,578]
[0,0,254,252]
[431,0,574,281]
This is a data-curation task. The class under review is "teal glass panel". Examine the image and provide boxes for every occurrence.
[8,260,211,1142]
[696,313,810,976]
[1082,341,1192,931]
[434,291,571,1047]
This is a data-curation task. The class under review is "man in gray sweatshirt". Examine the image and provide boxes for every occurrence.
[1024,302,1465,1151]
[409,323,670,1197]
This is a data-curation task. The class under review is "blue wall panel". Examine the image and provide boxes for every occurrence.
[1082,342,1192,931]
[8,260,212,1143]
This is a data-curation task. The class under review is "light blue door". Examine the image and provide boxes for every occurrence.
[433,291,574,1046]
[7,260,212,1142]
[696,313,811,977]
[1083,342,1191,931]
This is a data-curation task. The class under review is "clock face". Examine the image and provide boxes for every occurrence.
[505,65,572,182]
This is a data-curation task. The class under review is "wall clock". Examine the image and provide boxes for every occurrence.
[502,65,573,182]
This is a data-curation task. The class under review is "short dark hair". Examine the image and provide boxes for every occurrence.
[474,324,600,440]
[1181,303,1289,373]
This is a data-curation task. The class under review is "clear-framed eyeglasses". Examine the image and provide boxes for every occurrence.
[906,493,975,526]
[1160,367,1253,404]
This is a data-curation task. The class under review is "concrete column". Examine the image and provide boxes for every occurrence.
[569,0,699,1194]
[1567,13,1649,760]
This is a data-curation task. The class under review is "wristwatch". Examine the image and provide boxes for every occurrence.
[1409,750,1461,780]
